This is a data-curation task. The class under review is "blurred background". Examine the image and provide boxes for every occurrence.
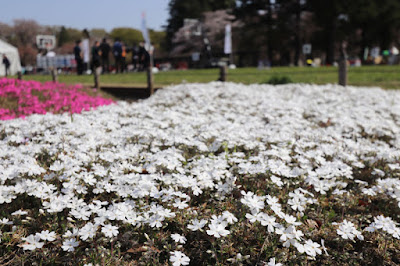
[1,0,400,88]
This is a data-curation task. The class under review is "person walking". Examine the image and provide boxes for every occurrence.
[112,38,123,73]
[131,43,139,71]
[100,38,110,73]
[138,41,150,71]
[91,41,101,71]
[73,40,83,75]
[82,29,90,73]
[2,55,10,77]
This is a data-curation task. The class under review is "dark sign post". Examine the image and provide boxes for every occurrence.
[94,68,100,89]
[147,60,154,96]
[219,65,227,82]
[141,13,154,96]
[51,68,58,83]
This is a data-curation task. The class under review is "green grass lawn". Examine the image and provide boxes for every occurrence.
[20,65,400,89]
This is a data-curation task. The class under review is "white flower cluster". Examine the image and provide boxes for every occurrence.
[170,250,190,266]
[362,178,400,208]
[288,188,317,216]
[206,211,237,238]
[2,82,400,262]
[241,190,322,258]
[21,230,56,251]
[336,220,364,241]
[365,215,400,239]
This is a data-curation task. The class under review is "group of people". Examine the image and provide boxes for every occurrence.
[74,38,151,75]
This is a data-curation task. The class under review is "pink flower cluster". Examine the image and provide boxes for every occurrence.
[0,78,114,120]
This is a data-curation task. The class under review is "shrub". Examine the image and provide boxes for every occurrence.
[262,75,293,85]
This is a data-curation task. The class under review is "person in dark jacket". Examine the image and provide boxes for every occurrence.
[74,40,83,75]
[99,38,110,73]
[91,41,101,71]
[138,41,150,71]
[112,38,123,73]
[131,43,139,71]
[2,55,10,77]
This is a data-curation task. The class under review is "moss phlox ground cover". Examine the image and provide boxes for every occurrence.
[0,78,113,120]
[1,82,400,265]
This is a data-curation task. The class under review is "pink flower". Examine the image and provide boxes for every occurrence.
[0,78,114,120]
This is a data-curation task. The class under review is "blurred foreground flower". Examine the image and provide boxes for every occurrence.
[170,251,190,266]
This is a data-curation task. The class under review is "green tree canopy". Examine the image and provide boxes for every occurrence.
[109,27,143,45]
[57,26,69,47]
[150,30,167,55]
[90,28,108,40]
[66,28,83,42]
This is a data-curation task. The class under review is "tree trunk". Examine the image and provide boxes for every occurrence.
[360,26,368,62]
[326,20,337,65]
[267,4,273,66]
[294,0,301,66]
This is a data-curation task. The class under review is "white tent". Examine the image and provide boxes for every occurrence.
[0,39,22,76]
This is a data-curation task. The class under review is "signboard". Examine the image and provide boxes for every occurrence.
[224,24,232,54]
[36,35,56,50]
[184,18,199,27]
[192,52,200,62]
[302,44,312,55]
[184,18,201,36]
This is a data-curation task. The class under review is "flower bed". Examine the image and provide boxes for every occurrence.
[0,78,114,120]
[1,82,400,265]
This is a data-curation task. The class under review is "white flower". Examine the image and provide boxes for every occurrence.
[313,181,329,194]
[148,214,165,228]
[288,197,304,212]
[294,242,305,253]
[79,222,98,241]
[0,218,13,225]
[171,233,186,244]
[170,251,190,266]
[362,188,377,196]
[337,220,363,241]
[283,214,302,226]
[37,230,57,241]
[63,228,79,238]
[303,239,322,257]
[266,195,281,210]
[101,224,119,238]
[371,168,385,177]
[206,221,230,238]
[21,234,44,251]
[267,257,283,266]
[321,239,329,255]
[227,253,250,263]
[222,211,238,224]
[258,213,277,233]
[275,225,304,249]
[172,198,189,209]
[364,223,377,233]
[332,189,347,195]
[270,175,283,187]
[365,215,400,239]
[61,238,80,252]
[246,212,260,223]
[12,209,28,216]
[187,218,207,231]
[241,191,265,212]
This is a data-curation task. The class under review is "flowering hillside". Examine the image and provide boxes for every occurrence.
[1,82,400,265]
[0,78,114,120]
